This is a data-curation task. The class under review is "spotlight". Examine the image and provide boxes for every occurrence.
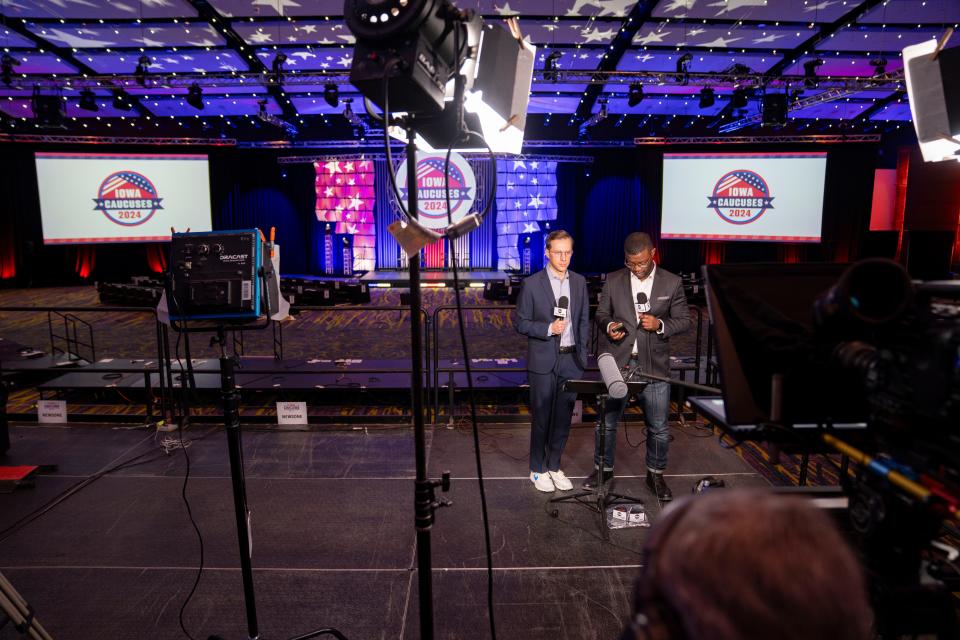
[78,88,98,112]
[761,93,788,126]
[112,88,133,111]
[271,52,287,83]
[698,87,715,109]
[675,53,692,84]
[803,58,824,88]
[323,82,339,108]
[186,82,204,110]
[870,57,887,77]
[135,55,151,86]
[1,53,19,87]
[627,82,644,107]
[730,88,749,109]
[544,50,562,83]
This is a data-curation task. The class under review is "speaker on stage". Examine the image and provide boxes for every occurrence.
[904,230,955,279]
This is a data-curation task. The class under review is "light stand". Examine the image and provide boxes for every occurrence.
[549,380,649,540]
[402,120,452,640]
[167,251,347,640]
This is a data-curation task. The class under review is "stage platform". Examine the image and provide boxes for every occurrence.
[282,270,510,289]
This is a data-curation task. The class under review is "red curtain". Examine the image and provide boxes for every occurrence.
[780,244,801,264]
[701,241,725,265]
[74,246,96,279]
[146,243,167,273]
[893,147,910,261]
[424,239,445,269]
[0,232,14,279]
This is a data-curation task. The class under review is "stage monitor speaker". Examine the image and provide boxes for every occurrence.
[903,38,960,163]
[858,230,900,260]
[761,94,788,127]
[904,229,954,279]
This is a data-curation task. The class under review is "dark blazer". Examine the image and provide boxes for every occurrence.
[595,266,690,377]
[515,268,590,374]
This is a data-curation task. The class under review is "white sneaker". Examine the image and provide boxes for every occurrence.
[548,470,573,491]
[530,471,555,492]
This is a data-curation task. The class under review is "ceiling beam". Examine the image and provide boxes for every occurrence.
[183,0,299,124]
[853,88,906,122]
[2,17,154,118]
[572,0,659,122]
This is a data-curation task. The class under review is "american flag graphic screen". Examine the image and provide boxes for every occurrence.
[315,158,376,272]
[495,160,558,271]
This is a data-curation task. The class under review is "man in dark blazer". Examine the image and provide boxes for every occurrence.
[515,230,590,493]
[587,232,690,501]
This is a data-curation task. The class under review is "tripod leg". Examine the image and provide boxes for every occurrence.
[0,571,53,640]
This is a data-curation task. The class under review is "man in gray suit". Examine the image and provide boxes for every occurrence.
[515,230,590,493]
[586,232,690,501]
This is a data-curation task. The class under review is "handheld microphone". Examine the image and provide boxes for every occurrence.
[553,295,569,320]
[597,352,628,399]
[636,292,650,315]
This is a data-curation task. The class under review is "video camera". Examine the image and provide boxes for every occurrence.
[702,258,960,639]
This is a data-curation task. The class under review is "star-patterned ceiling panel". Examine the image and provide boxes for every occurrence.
[1,0,198,20]
[0,28,35,48]
[474,0,640,17]
[6,52,77,74]
[632,24,811,49]
[868,101,912,121]
[523,20,620,45]
[82,50,247,74]
[254,48,354,70]
[814,28,941,52]
[291,94,365,114]
[788,101,870,119]
[206,0,345,18]
[781,55,904,77]
[652,0,850,22]
[607,94,734,114]
[0,97,139,119]
[617,51,777,72]
[859,0,960,23]
[145,94,275,116]
[234,21,355,46]
[525,95,584,113]
[22,23,226,49]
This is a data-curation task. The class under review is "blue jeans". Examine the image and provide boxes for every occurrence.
[594,381,670,472]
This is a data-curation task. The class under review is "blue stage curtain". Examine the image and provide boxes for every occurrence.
[212,152,313,275]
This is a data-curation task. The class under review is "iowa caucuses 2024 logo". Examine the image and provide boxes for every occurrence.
[707,170,774,225]
[93,171,163,226]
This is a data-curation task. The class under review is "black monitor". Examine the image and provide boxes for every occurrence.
[703,263,869,426]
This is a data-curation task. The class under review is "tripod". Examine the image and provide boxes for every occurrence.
[0,570,52,640]
[550,380,649,540]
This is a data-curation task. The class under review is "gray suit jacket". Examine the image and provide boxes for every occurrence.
[514,268,590,374]
[595,267,691,377]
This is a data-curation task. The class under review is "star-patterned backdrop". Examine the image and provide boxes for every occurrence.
[315,158,376,272]
[496,160,559,271]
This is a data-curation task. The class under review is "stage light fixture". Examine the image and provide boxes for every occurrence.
[761,93,788,126]
[870,57,887,77]
[544,50,562,83]
[903,35,960,163]
[698,87,715,109]
[627,82,644,107]
[112,88,133,111]
[1,53,18,87]
[346,0,535,154]
[271,52,287,83]
[31,86,65,128]
[730,87,749,109]
[186,83,204,110]
[78,88,99,112]
[323,82,339,107]
[803,58,824,88]
[675,53,692,84]
[135,55,151,86]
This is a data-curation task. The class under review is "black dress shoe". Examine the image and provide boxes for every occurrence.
[646,471,673,501]
[582,469,614,489]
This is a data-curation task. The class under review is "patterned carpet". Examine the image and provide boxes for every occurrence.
[0,284,828,488]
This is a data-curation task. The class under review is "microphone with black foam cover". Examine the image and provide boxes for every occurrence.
[553,295,569,321]
[597,352,628,399]
[636,291,650,315]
